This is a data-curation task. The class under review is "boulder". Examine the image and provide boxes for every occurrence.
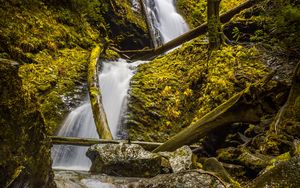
[126,171,226,188]
[86,143,161,178]
[159,146,197,173]
[247,155,300,188]
[0,58,54,187]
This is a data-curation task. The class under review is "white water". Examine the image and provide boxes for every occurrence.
[99,59,137,137]
[153,0,189,43]
[52,0,189,178]
[52,60,143,171]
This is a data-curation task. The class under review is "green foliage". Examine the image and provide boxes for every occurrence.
[266,2,300,56]
[232,27,241,42]
[228,0,300,56]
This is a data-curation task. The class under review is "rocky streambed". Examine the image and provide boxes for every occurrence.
[55,142,300,188]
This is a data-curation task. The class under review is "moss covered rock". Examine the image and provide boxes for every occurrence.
[127,38,268,142]
[247,155,300,188]
[0,59,54,188]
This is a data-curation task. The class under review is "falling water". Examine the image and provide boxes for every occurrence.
[52,102,97,171]
[147,0,189,43]
[52,60,143,171]
[52,0,189,173]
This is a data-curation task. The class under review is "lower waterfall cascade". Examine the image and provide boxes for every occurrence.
[52,0,189,174]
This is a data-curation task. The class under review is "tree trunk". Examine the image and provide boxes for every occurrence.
[208,0,222,50]
[88,46,113,140]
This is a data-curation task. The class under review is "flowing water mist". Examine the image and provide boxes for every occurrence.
[52,0,189,173]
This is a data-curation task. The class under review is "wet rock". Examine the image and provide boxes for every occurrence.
[217,147,271,173]
[127,171,226,188]
[247,155,300,188]
[203,158,240,187]
[159,146,197,173]
[86,143,161,178]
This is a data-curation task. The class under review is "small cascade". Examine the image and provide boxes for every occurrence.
[99,59,136,138]
[52,102,97,171]
[52,0,189,173]
[51,60,143,170]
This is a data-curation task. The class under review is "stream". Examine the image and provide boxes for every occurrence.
[52,0,189,187]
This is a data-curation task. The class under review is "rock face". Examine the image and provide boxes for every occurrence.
[247,155,300,188]
[86,143,161,177]
[0,59,54,188]
[127,171,226,188]
[159,146,196,172]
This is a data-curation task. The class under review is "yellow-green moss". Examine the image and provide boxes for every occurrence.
[19,48,90,133]
[177,0,246,28]
[127,38,269,142]
[114,0,147,32]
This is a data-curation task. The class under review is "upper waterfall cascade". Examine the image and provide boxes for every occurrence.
[51,0,189,172]
[144,0,189,46]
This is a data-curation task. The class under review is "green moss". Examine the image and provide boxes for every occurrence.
[127,37,268,142]
[264,152,291,172]
[176,0,246,28]
[19,48,90,134]
[0,60,54,187]
[114,0,147,32]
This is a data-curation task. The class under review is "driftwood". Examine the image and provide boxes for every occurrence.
[153,72,275,152]
[50,136,199,151]
[121,0,259,60]
[88,46,113,140]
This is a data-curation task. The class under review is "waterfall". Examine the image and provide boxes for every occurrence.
[145,0,189,44]
[52,102,97,171]
[52,0,188,172]
[51,60,143,171]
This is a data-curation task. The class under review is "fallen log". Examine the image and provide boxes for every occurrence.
[153,71,275,152]
[88,46,113,140]
[50,136,200,151]
[124,0,259,60]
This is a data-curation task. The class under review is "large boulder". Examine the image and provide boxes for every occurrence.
[86,143,161,178]
[0,59,54,187]
[127,171,226,188]
[247,155,300,187]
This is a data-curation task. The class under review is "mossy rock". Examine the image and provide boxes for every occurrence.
[0,59,54,188]
[127,38,268,142]
[247,155,300,188]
